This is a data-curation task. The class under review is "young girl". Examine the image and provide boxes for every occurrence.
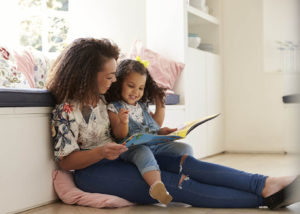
[105,59,193,205]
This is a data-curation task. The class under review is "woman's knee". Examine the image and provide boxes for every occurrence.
[175,143,193,156]
[182,143,193,156]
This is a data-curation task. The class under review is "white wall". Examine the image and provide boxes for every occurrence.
[263,0,300,72]
[222,0,299,153]
[68,0,146,54]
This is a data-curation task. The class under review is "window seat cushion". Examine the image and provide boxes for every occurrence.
[0,88,181,107]
[0,88,55,107]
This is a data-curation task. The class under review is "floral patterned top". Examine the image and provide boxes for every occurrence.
[51,96,112,161]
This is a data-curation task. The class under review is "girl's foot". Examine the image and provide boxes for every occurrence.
[149,181,173,205]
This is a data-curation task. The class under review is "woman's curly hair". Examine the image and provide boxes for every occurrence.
[46,38,120,106]
[105,59,166,106]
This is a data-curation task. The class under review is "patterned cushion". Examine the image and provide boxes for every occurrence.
[0,46,30,88]
[31,48,52,88]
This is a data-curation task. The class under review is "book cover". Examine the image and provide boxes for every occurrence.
[122,113,220,147]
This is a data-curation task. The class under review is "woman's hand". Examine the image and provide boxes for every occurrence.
[157,127,177,135]
[99,142,128,160]
[58,142,128,170]
[118,108,129,124]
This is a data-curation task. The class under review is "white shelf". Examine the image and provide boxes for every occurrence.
[187,5,219,26]
[188,47,220,56]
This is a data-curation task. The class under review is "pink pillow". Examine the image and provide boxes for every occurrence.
[13,48,51,89]
[52,170,134,208]
[129,41,185,90]
[13,49,35,88]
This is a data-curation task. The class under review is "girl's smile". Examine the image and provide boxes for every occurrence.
[121,72,146,105]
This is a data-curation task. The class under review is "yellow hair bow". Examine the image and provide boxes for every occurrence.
[136,56,149,68]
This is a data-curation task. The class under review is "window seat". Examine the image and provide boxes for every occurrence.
[0,88,57,214]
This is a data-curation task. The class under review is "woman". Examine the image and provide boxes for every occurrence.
[47,37,299,209]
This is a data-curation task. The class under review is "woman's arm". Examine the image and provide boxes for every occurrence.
[151,96,165,127]
[58,142,127,170]
[108,109,129,139]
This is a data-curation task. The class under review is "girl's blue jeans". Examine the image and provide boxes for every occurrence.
[120,142,194,175]
[74,152,267,208]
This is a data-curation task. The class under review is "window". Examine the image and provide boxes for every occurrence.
[18,0,69,56]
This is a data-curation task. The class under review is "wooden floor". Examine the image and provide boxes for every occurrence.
[20,153,300,214]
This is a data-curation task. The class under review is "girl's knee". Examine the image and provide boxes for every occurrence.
[129,145,151,154]
[130,145,154,162]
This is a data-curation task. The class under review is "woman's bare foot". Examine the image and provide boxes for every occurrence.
[262,175,297,197]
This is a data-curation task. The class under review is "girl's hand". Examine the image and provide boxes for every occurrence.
[118,108,129,124]
[99,142,128,160]
[157,127,177,135]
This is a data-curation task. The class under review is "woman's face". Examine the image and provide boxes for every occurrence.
[97,58,117,94]
[121,72,147,105]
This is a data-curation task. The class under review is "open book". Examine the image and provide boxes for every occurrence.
[122,113,220,147]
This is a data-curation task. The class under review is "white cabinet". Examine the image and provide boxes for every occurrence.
[146,0,223,158]
[186,48,223,157]
[185,48,207,157]
[0,108,56,214]
[206,52,223,155]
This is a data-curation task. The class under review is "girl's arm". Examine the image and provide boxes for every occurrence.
[58,142,127,170]
[151,96,165,127]
[108,109,129,139]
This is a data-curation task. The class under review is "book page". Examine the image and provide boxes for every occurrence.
[167,120,199,138]
[167,113,220,138]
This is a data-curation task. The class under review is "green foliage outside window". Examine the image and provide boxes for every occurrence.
[48,16,69,52]
[47,0,68,11]
[18,0,69,54]
[20,17,43,51]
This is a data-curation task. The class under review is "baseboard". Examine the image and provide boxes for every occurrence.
[200,150,300,160]
[223,150,287,154]
[10,199,58,214]
[199,151,226,160]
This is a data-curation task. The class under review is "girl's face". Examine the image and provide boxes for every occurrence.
[97,58,117,94]
[121,72,147,105]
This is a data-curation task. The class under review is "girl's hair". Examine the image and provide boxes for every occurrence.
[46,38,120,106]
[105,59,166,105]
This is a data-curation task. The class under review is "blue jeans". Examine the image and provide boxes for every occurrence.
[74,154,267,208]
[120,142,194,175]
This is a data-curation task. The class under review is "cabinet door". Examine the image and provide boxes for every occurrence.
[206,53,224,155]
[149,105,187,142]
[163,108,187,143]
[186,48,208,158]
